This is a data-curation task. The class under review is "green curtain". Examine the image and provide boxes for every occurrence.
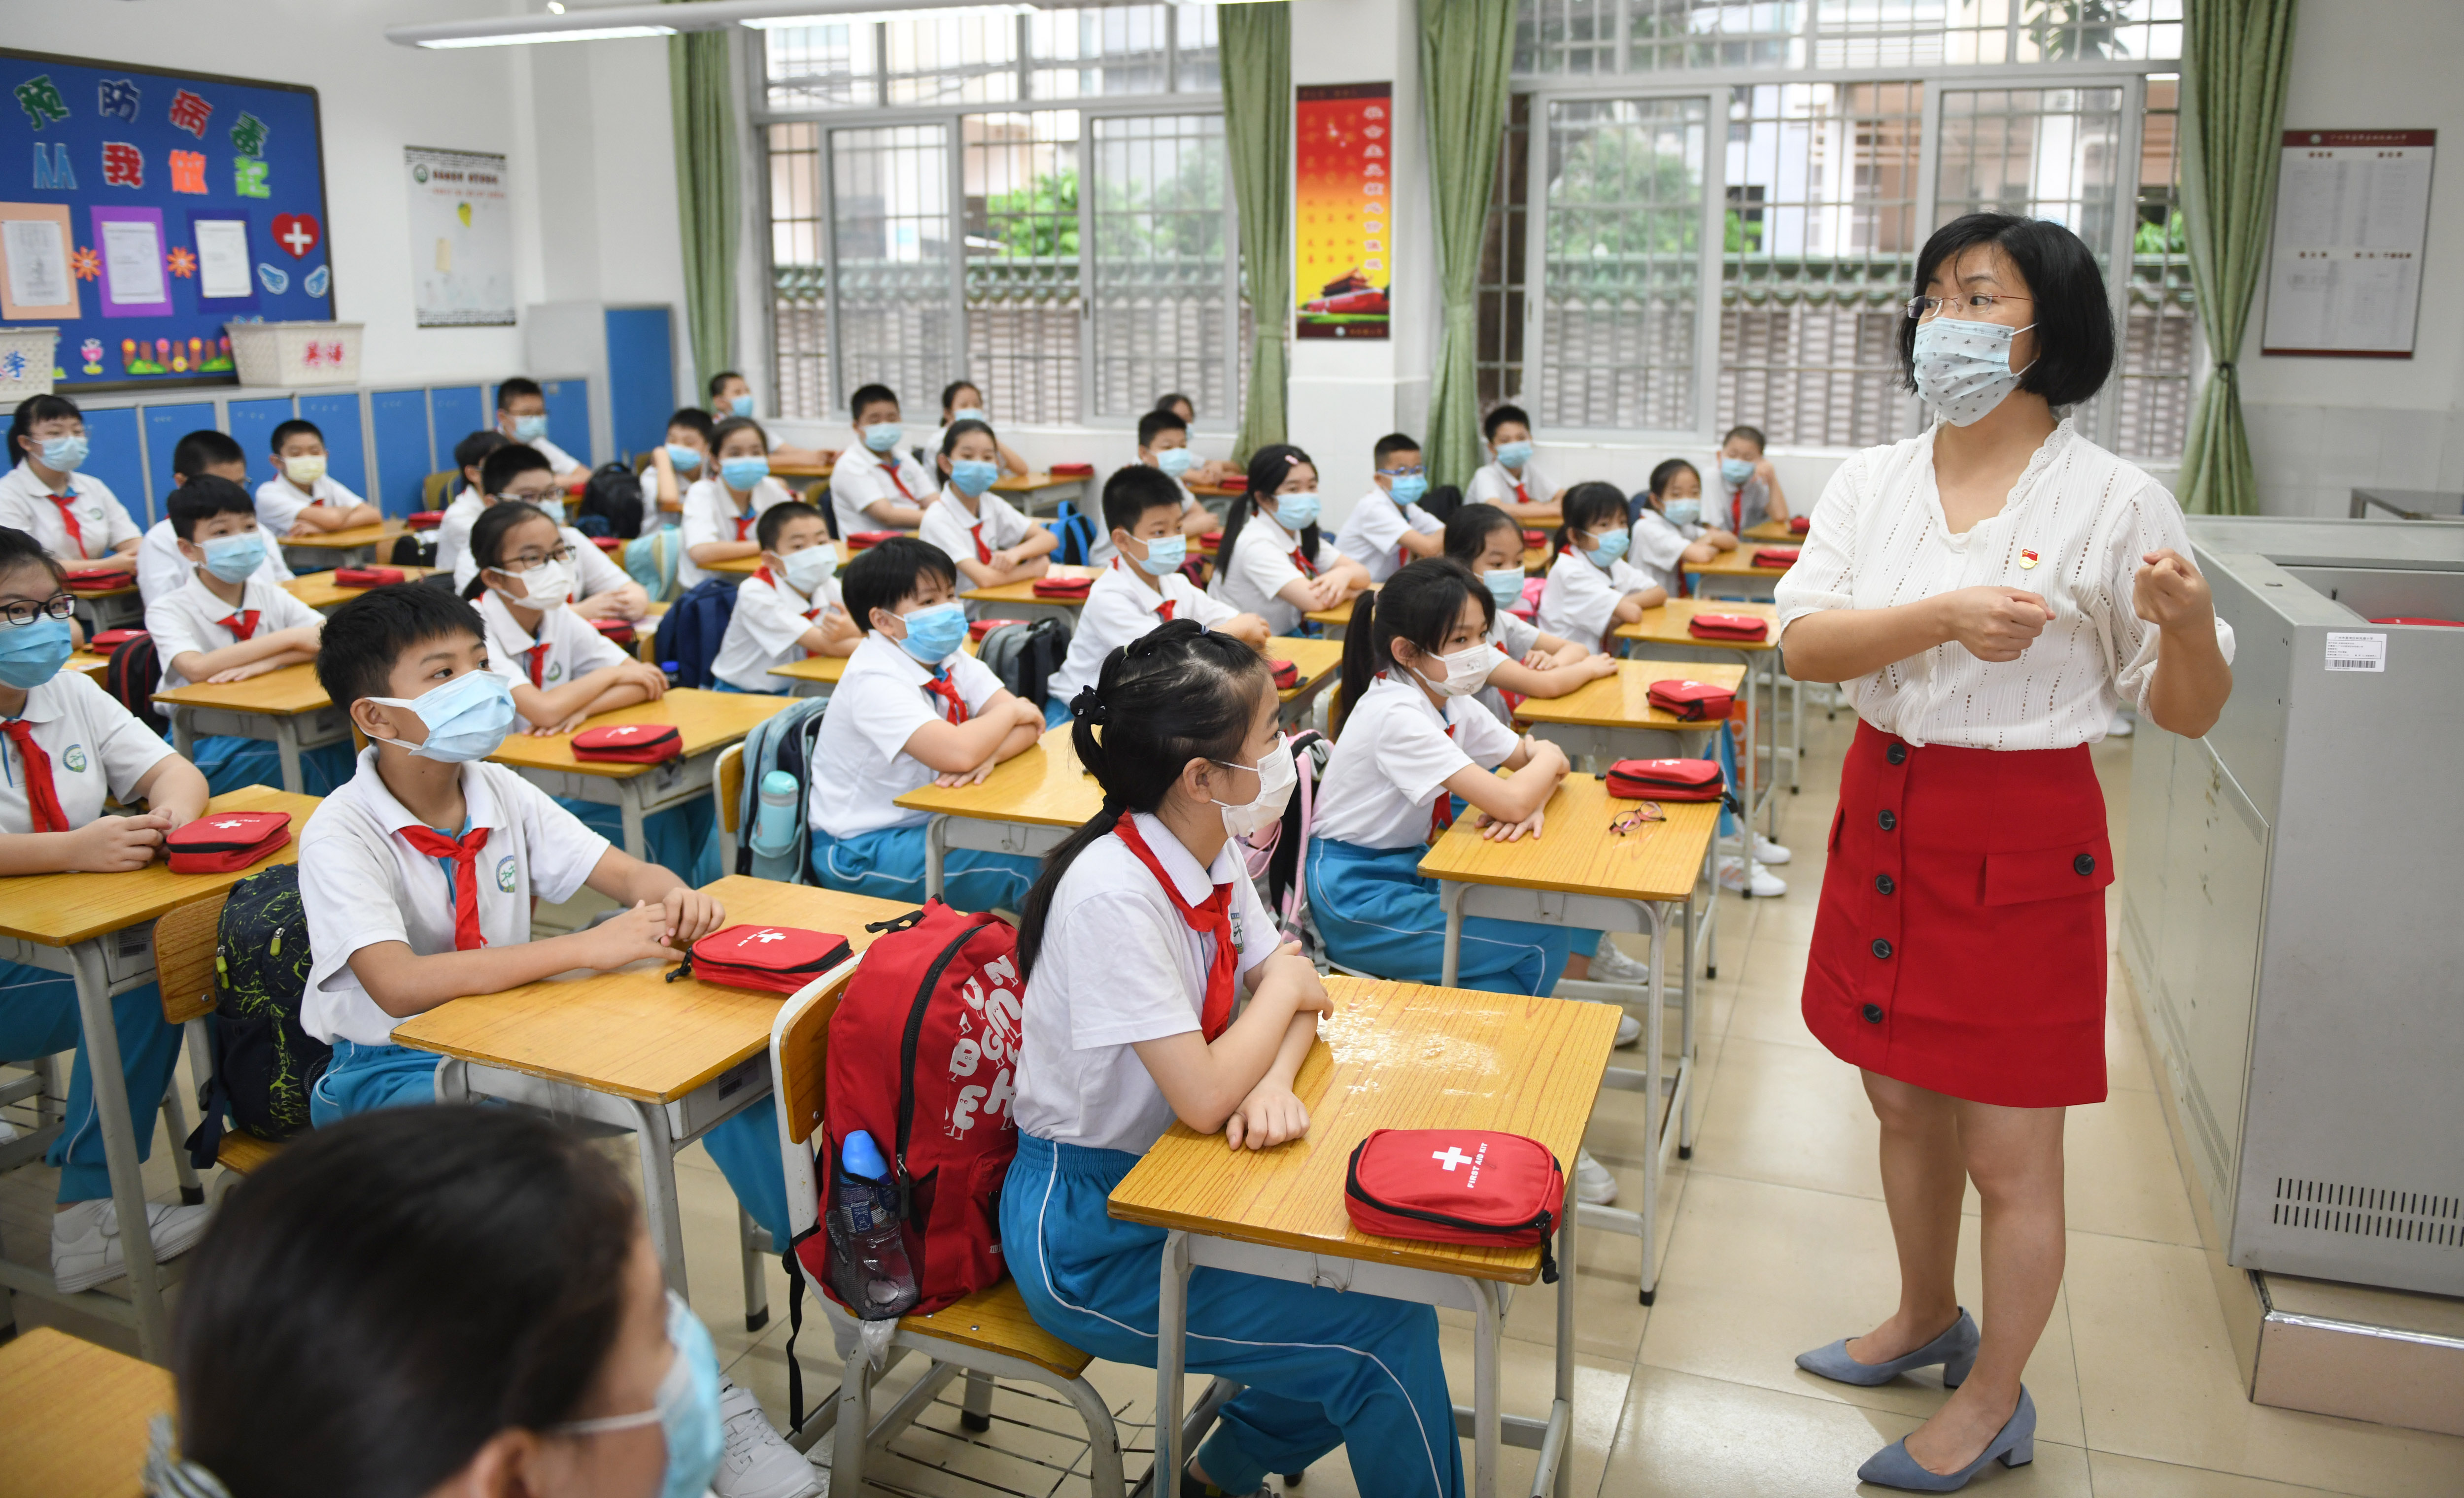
[1220,2,1291,464]
[667,2,739,397]
[1419,0,1517,492]
[2176,0,2299,515]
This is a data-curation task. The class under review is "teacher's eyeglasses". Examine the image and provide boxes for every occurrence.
[1904,293,2033,320]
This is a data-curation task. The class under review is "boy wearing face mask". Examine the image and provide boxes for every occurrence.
[494,377,582,478]
[828,383,934,538]
[709,500,856,694]
[1713,424,1790,534]
[256,420,380,538]
[138,429,293,606]
[805,537,1046,911]
[1335,432,1445,583]
[1088,408,1214,571]
[1464,404,1560,523]
[636,408,716,517]
[919,417,1056,596]
[430,431,510,586]
[1,394,143,572]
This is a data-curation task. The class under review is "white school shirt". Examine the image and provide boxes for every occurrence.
[1465,458,1554,512]
[678,477,795,591]
[0,671,176,831]
[807,634,1009,840]
[1774,419,2236,749]
[0,462,140,561]
[528,435,583,477]
[1313,673,1522,850]
[253,473,367,536]
[1011,810,1277,1155]
[918,487,1037,574]
[432,490,486,584]
[451,520,630,600]
[299,749,610,1047]
[1537,548,1657,650]
[1717,472,1774,535]
[712,566,842,693]
[1047,560,1238,708]
[1086,476,1200,570]
[828,443,935,541]
[1628,509,1703,598]
[144,574,324,693]
[1333,488,1443,584]
[475,591,629,725]
[137,518,290,606]
[1473,611,1544,727]
[1208,512,1341,638]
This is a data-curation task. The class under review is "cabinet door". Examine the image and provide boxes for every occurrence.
[299,393,366,499]
[81,408,146,528]
[430,385,486,448]
[605,307,676,461]
[226,397,297,489]
[540,378,591,469]
[369,389,435,518]
[138,402,219,516]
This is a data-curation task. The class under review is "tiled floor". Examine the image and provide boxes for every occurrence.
[6,710,2462,1496]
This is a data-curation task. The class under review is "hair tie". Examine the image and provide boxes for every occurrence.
[1070,684,1108,725]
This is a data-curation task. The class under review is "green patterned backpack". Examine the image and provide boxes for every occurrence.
[184,864,329,1167]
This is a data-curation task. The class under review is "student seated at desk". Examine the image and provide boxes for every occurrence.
[255,419,381,538]
[1206,444,1369,639]
[452,445,650,621]
[1004,620,1464,1498]
[805,537,1044,909]
[0,526,216,1292]
[1334,431,1445,584]
[1084,408,1214,571]
[137,430,292,606]
[709,499,856,693]
[1536,481,1668,653]
[827,383,934,539]
[680,418,795,592]
[1627,457,1738,597]
[147,477,353,795]
[928,380,1028,476]
[1,395,141,575]
[1153,391,1239,486]
[431,429,509,585]
[1048,467,1269,726]
[1440,502,1618,726]
[497,377,582,480]
[1462,403,1560,524]
[918,419,1056,598]
[1713,422,1790,535]
[635,407,715,517]
[707,370,831,469]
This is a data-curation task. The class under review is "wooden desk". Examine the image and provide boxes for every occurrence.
[764,636,974,699]
[1612,599,1790,857]
[277,520,402,570]
[1742,518,1802,545]
[0,1327,174,1498]
[1418,773,1717,1307]
[1266,635,1343,729]
[68,649,108,686]
[1510,658,1745,763]
[1113,976,1618,1496]
[399,877,910,1299]
[991,470,1090,516]
[284,565,435,611]
[1302,581,1373,641]
[769,460,834,480]
[153,662,347,795]
[0,785,318,1360]
[68,578,144,634]
[960,564,1099,627]
[1680,546,1794,601]
[894,725,1096,903]
[486,689,788,863]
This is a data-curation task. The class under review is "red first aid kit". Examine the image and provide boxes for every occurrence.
[1687,612,1769,642]
[1048,462,1095,477]
[408,511,445,531]
[969,617,1026,641]
[1607,758,1727,802]
[1269,658,1299,689]
[570,724,682,763]
[593,535,623,553]
[89,628,146,651]
[592,618,638,647]
[1199,530,1225,549]
[1031,575,1092,599]
[1788,514,1811,534]
[848,530,900,551]
[672,924,853,994]
[1344,1129,1564,1282]
[1215,475,1248,492]
[1522,529,1548,548]
[61,563,128,591]
[1647,678,1735,722]
[1752,547,1801,569]
[332,567,406,589]
[167,812,293,875]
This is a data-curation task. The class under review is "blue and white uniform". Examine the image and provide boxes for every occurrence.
[1003,812,1465,1498]
[1536,547,1657,652]
[0,461,140,563]
[144,573,349,795]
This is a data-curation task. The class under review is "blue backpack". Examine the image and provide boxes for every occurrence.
[733,696,830,882]
[1050,500,1100,567]
[650,578,737,689]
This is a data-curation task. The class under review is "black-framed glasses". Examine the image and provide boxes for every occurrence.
[1610,803,1666,836]
[504,545,577,570]
[0,595,75,628]
[1904,293,2034,320]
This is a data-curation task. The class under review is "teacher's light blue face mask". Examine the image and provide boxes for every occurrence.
[0,614,73,689]
[364,670,519,763]
[200,529,269,583]
[1661,498,1702,528]
[1269,491,1320,531]
[894,601,968,665]
[1911,315,2038,426]
[948,459,1000,497]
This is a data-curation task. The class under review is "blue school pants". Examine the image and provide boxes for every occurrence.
[564,798,721,887]
[308,1038,440,1126]
[809,823,1039,914]
[701,1109,792,1249]
[1041,694,1073,728]
[1004,1133,1463,1498]
[191,735,355,797]
[0,961,177,1203]
[1307,836,1578,996]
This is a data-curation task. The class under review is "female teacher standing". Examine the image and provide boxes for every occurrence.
[1775,213,2234,1493]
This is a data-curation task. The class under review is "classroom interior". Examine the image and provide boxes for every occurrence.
[4,1,2464,1496]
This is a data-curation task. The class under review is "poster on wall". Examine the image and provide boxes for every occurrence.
[1295,82,1392,340]
[0,49,335,388]
[2262,129,2435,358]
[405,145,513,328]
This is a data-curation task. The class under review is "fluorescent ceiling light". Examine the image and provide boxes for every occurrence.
[416,25,675,47]
[745,4,1031,29]
[387,0,1072,50]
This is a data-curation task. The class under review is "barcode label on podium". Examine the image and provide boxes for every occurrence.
[2324,632,2387,673]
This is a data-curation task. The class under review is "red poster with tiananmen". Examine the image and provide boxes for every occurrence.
[1296,82,1393,340]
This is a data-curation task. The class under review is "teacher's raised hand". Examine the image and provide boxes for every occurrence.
[2132,548,2213,633]
[1938,586,2054,663]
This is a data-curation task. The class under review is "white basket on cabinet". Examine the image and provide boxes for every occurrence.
[225,321,363,387]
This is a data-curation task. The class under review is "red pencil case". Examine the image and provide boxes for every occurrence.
[89,628,146,650]
[1049,462,1095,477]
[166,811,292,875]
[1788,515,1811,534]
[969,617,1026,641]
[1200,531,1225,548]
[332,566,406,588]
[1687,612,1768,641]
[1215,475,1248,492]
[1269,658,1299,689]
[571,724,682,763]
[61,563,127,591]
[1606,758,1725,802]
[1345,1128,1563,1282]
[592,618,638,647]
[1646,678,1734,722]
[1031,576,1092,599]
[1522,529,1547,547]
[671,924,853,994]
[593,535,624,552]
[408,511,445,531]
[848,530,900,550]
[1752,547,1801,568]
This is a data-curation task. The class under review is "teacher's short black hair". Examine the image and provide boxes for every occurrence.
[1902,213,2114,411]
[842,535,956,632]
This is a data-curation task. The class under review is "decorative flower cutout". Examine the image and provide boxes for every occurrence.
[70,246,99,281]
[168,246,197,278]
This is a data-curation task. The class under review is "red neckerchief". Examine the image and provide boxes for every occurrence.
[1113,812,1238,1042]
[395,825,493,950]
[1429,721,1459,841]
[44,494,86,556]
[520,642,551,689]
[1730,485,1744,535]
[731,509,755,542]
[968,521,991,564]
[1491,640,1526,713]
[883,460,917,504]
[755,565,827,622]
[921,667,968,725]
[2,719,69,833]
[219,609,262,643]
[1112,557,1175,621]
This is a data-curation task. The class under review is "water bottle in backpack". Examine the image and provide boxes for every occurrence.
[749,770,802,882]
[827,1130,918,1321]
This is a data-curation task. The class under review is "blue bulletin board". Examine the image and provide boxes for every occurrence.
[0,50,332,391]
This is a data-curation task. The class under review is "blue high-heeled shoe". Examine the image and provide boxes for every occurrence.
[1856,1386,2035,1492]
[1794,1308,1978,1387]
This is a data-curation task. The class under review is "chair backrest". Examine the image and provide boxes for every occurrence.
[804,480,840,540]
[634,450,658,475]
[156,891,232,1025]
[774,958,860,1147]
[421,470,459,511]
[716,742,745,838]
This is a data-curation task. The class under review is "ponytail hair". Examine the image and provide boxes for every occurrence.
[462,500,555,602]
[1016,619,1271,980]
[1334,558,1493,736]
[1210,443,1317,577]
[1552,480,1629,563]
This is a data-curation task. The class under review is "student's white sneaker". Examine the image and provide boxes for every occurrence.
[1573,1150,1619,1207]
[0,1116,17,1144]
[1613,1013,1643,1048]
[51,1197,214,1294]
[714,1380,823,1498]
[1717,857,1788,898]
[1753,832,1792,866]
[1585,939,1654,985]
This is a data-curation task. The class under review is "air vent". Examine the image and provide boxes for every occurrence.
[2274,1178,2463,1247]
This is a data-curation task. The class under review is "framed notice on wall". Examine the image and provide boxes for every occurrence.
[1295,83,1391,340]
[405,145,513,327]
[2262,129,2435,358]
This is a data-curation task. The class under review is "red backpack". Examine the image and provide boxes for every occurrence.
[793,902,1022,1321]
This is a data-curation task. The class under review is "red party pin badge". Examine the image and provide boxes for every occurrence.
[2018,548,2041,569]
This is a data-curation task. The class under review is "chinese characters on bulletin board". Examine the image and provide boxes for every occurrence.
[405,145,514,328]
[1295,82,1392,340]
[0,50,334,389]
[2262,129,2436,358]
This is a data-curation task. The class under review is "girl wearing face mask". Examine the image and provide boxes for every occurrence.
[679,417,792,591]
[1205,444,1369,638]
[1536,481,1667,652]
[1004,620,1467,1498]
[1439,503,1618,727]
[1776,216,2233,1493]
[1712,424,1790,534]
[932,380,1029,477]
[919,419,1056,595]
[1,394,142,572]
[1627,459,1742,598]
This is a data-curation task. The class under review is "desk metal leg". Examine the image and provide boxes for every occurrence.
[619,784,650,864]
[168,707,195,763]
[1642,903,1665,1304]
[1439,896,1464,988]
[1472,1278,1502,1498]
[68,941,170,1361]
[274,718,305,794]
[1548,1188,1577,1498]
[632,1099,689,1297]
[1154,1228,1193,1479]
[923,815,949,904]
[1679,887,1698,1158]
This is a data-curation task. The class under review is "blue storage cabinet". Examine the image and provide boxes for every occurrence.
[369,389,434,518]
[430,385,486,449]
[539,379,592,469]
[299,394,367,502]
[81,408,146,529]
[226,398,296,489]
[139,402,219,513]
[605,307,676,461]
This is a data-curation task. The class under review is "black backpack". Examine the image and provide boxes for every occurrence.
[577,462,647,540]
[104,634,168,738]
[975,616,1071,707]
[184,864,329,1167]
[649,578,739,688]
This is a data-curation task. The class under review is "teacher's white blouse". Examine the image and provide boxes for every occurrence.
[1773,420,2233,750]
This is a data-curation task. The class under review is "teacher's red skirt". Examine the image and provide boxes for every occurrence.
[1803,723,2113,1107]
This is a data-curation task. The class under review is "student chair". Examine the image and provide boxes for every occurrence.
[420,470,459,512]
[805,481,841,541]
[716,742,744,878]
[155,892,282,1184]
[767,960,1129,1494]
